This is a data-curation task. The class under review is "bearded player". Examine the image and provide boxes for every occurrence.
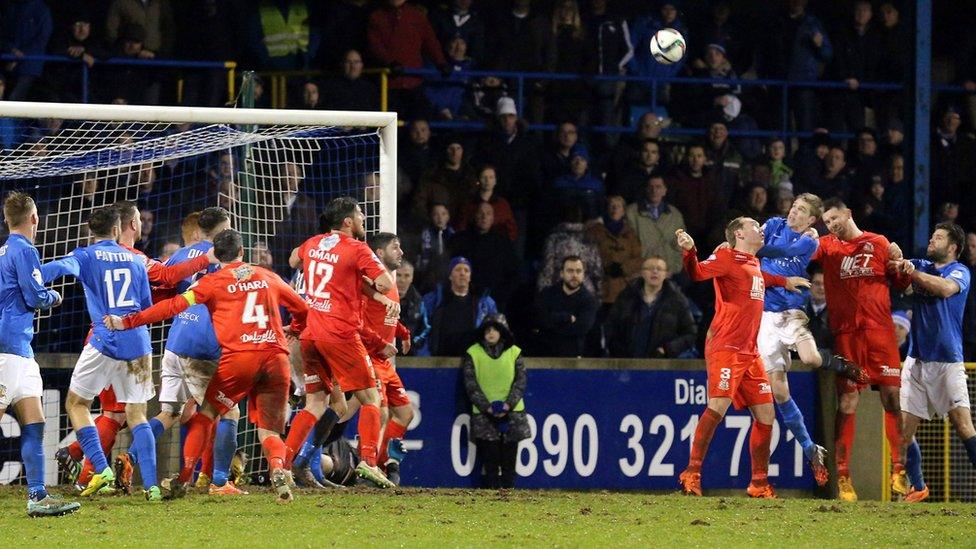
[676,219,810,498]
[814,198,912,501]
[106,229,309,503]
[755,193,867,486]
[287,197,397,488]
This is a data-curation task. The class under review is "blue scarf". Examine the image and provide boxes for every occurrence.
[603,215,625,236]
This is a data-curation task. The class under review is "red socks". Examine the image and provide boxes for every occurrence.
[884,411,904,472]
[749,421,773,485]
[379,420,408,465]
[358,404,382,467]
[687,408,722,473]
[283,410,318,469]
[835,412,856,477]
[199,420,217,478]
[179,413,214,483]
[262,436,286,470]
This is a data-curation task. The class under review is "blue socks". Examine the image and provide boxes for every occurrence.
[21,422,47,501]
[130,422,158,489]
[76,425,110,472]
[309,445,325,484]
[129,417,165,465]
[906,438,925,491]
[293,430,317,469]
[211,418,237,487]
[964,435,976,468]
[776,398,814,452]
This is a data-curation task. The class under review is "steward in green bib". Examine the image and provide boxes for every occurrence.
[461,314,528,488]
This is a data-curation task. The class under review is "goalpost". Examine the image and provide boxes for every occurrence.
[0,100,397,485]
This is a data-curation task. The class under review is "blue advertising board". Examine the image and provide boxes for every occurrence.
[394,368,819,490]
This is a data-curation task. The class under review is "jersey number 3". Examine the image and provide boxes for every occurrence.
[242,291,269,329]
[104,268,134,308]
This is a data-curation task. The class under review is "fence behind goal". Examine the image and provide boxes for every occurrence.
[0,101,396,486]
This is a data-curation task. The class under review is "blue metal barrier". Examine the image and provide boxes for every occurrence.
[0,54,236,103]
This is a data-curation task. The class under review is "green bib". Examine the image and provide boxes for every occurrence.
[259,1,310,58]
[467,344,525,414]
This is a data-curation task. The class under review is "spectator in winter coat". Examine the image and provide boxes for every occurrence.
[411,139,477,222]
[611,138,664,205]
[551,144,605,224]
[825,0,881,135]
[586,195,642,306]
[606,256,697,358]
[420,256,498,356]
[367,0,449,117]
[411,202,455,294]
[319,49,381,111]
[537,205,602,296]
[396,259,430,355]
[540,122,579,184]
[399,119,434,190]
[474,97,541,213]
[106,0,174,58]
[585,0,633,140]
[3,0,53,101]
[461,314,529,488]
[430,0,486,63]
[424,36,475,120]
[450,202,520,312]
[625,175,686,275]
[533,256,598,357]
[666,144,718,244]
[47,12,108,103]
[455,165,518,242]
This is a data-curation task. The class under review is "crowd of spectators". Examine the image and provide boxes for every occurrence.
[1,0,976,359]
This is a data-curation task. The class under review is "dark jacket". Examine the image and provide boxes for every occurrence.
[606,279,697,358]
[460,317,529,442]
[420,284,498,356]
[449,228,520,311]
[805,300,833,351]
[475,122,541,209]
[398,285,430,355]
[319,76,381,111]
[533,284,598,357]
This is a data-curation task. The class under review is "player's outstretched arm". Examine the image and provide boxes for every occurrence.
[148,252,211,288]
[288,246,302,269]
[910,261,965,298]
[757,234,818,259]
[108,291,195,330]
[39,255,81,284]
[782,276,811,293]
[677,229,730,281]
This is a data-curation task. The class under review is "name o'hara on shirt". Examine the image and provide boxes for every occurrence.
[95,249,135,262]
[226,279,270,293]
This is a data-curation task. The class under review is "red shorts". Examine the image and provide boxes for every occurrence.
[706,351,774,410]
[300,339,334,395]
[301,336,376,393]
[204,349,290,433]
[834,329,902,393]
[98,387,126,413]
[376,360,410,408]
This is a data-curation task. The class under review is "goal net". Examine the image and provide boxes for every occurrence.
[0,101,396,487]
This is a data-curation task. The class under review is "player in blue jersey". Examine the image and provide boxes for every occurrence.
[894,223,973,502]
[41,206,162,500]
[755,193,867,486]
[0,192,81,517]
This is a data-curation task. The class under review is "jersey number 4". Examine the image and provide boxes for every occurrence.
[242,291,270,329]
[104,268,134,308]
[306,260,333,300]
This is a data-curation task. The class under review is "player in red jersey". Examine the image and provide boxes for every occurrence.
[814,198,912,501]
[58,202,216,492]
[361,232,414,486]
[105,229,308,503]
[287,197,397,488]
[675,218,810,498]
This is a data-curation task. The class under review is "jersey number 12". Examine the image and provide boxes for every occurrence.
[104,268,134,308]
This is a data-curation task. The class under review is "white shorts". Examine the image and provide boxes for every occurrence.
[0,354,43,409]
[758,309,815,373]
[70,344,155,404]
[158,349,216,408]
[900,357,971,419]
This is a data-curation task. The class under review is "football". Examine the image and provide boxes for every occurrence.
[650,28,686,65]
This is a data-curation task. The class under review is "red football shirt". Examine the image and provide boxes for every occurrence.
[360,284,410,371]
[121,242,209,302]
[124,262,308,354]
[683,247,785,356]
[812,231,910,334]
[298,232,388,341]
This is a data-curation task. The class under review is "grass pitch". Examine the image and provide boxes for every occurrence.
[0,486,970,547]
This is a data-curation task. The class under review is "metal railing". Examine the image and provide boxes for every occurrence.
[0,54,237,104]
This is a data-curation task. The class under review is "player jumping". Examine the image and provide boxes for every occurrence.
[676,220,810,498]
[0,192,81,517]
[106,228,309,503]
[815,198,912,501]
[894,223,973,502]
[756,193,867,486]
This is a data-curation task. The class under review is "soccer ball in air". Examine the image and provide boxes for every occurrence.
[650,28,686,65]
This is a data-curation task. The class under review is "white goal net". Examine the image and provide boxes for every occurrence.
[0,101,396,486]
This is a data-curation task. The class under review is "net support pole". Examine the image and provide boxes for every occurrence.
[912,0,931,255]
[379,117,398,233]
